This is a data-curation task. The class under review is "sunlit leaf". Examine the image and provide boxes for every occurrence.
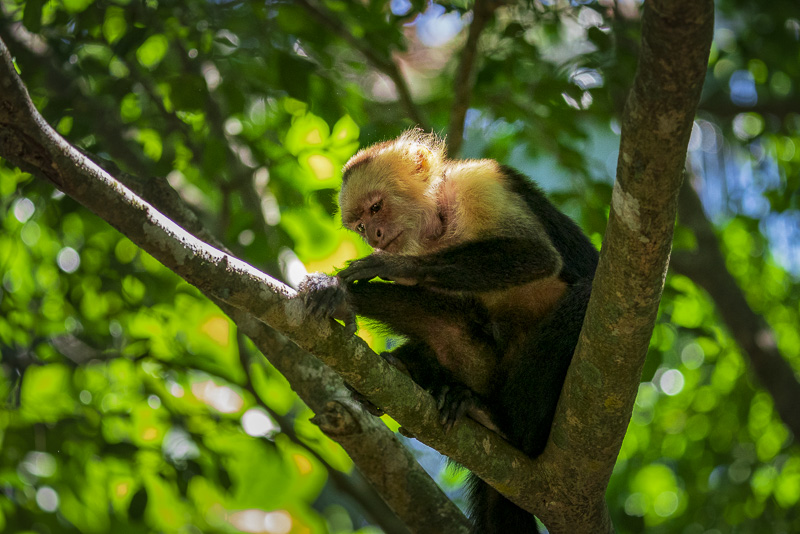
[136,35,169,69]
[284,113,330,156]
[20,364,75,422]
[62,0,94,14]
[102,6,128,45]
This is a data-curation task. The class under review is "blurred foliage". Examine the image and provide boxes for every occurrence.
[0,0,799,533]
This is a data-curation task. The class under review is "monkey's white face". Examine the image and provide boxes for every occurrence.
[339,132,446,254]
[341,187,424,254]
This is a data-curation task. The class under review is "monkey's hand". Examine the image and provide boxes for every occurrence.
[339,253,421,285]
[298,272,358,336]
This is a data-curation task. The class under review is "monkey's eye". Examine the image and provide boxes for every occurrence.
[370,201,382,214]
[356,223,365,234]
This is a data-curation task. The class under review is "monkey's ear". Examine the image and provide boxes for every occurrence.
[409,144,433,178]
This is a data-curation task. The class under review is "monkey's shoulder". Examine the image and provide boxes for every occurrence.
[440,160,543,240]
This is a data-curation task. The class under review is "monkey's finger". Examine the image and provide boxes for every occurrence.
[435,385,450,412]
[339,257,385,283]
[343,311,358,336]
[304,293,328,318]
[339,266,380,283]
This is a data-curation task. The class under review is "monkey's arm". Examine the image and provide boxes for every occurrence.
[298,275,501,432]
[339,237,562,291]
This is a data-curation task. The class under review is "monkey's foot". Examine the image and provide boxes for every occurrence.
[431,383,476,434]
[345,383,384,417]
[431,384,502,436]
[379,351,410,376]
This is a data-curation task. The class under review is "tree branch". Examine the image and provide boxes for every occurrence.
[672,179,800,437]
[0,37,468,534]
[539,1,714,531]
[234,332,410,534]
[446,0,500,156]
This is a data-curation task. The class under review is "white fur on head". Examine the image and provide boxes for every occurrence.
[339,130,447,253]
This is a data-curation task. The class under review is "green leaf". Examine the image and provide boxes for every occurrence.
[136,35,169,69]
[103,6,128,45]
[62,0,94,14]
[20,364,76,422]
[284,113,330,156]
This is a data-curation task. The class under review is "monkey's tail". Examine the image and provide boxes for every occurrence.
[467,474,542,533]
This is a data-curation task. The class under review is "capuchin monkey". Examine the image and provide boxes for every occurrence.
[299,130,598,533]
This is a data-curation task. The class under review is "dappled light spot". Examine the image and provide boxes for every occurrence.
[658,369,685,396]
[163,428,200,462]
[653,491,679,517]
[414,3,465,48]
[114,481,130,498]
[305,129,323,145]
[147,395,162,409]
[292,453,313,475]
[141,426,159,441]
[733,112,764,141]
[307,154,335,181]
[21,451,57,479]
[36,486,59,512]
[279,248,307,289]
[57,247,80,273]
[629,463,685,524]
[200,315,230,346]
[192,380,243,413]
[13,197,34,223]
[680,343,705,369]
[242,408,279,438]
[238,229,255,246]
[229,509,293,534]
[169,382,185,398]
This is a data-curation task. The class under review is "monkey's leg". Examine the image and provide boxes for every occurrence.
[347,282,502,433]
[495,279,593,457]
[376,340,501,434]
[348,282,500,392]
[301,277,501,431]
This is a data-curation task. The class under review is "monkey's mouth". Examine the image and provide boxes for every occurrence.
[380,232,404,253]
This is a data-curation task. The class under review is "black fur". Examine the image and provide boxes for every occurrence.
[303,167,598,532]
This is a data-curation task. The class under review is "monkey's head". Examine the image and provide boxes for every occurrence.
[339,130,446,254]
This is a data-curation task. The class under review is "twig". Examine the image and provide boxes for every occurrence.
[295,0,427,128]
[446,0,500,156]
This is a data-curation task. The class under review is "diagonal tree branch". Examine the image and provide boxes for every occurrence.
[111,156,467,534]
[446,0,500,156]
[672,178,800,437]
[0,37,468,534]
